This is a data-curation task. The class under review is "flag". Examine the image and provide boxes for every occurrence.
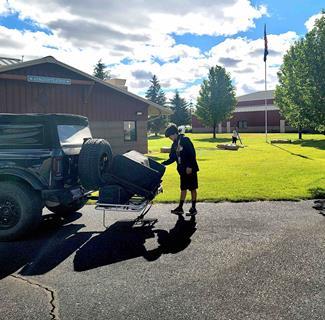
[264,24,268,62]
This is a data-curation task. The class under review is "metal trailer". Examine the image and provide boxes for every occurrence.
[89,185,163,228]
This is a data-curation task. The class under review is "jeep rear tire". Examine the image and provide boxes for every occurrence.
[78,138,113,190]
[0,181,43,241]
[46,197,88,215]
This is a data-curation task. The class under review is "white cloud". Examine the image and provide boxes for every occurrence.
[111,31,298,98]
[182,84,202,102]
[305,12,324,32]
[6,0,75,25]
[6,0,266,36]
[0,26,298,99]
[0,0,10,15]
[5,0,266,49]
[150,1,266,37]
[0,0,306,101]
[207,32,298,96]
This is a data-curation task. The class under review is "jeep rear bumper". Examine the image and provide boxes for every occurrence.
[42,186,89,206]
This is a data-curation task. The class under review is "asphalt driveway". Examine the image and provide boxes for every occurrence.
[0,201,324,320]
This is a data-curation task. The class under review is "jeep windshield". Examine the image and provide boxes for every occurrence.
[57,124,92,146]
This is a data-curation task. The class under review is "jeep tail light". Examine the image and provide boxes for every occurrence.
[52,157,63,177]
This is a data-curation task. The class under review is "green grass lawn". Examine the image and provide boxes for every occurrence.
[149,133,325,202]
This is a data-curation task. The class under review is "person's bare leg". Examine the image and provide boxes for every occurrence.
[181,190,187,201]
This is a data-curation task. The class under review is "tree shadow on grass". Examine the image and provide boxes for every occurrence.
[148,155,165,162]
[148,135,165,140]
[271,143,313,160]
[309,187,325,199]
[292,139,325,151]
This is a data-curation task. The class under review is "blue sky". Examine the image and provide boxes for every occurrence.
[0,0,324,100]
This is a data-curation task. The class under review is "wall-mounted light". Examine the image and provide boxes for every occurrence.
[136,111,143,116]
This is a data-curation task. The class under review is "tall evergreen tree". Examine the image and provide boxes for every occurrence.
[93,59,110,80]
[169,90,191,126]
[145,75,167,136]
[275,12,325,137]
[196,65,236,138]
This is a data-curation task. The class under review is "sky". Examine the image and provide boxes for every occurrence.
[0,0,324,102]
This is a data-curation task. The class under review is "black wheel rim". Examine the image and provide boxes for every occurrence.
[0,198,20,230]
[99,153,109,174]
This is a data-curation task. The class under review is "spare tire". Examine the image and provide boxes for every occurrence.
[78,138,113,190]
[0,181,43,241]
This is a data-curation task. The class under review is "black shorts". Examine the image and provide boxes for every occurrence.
[180,172,198,191]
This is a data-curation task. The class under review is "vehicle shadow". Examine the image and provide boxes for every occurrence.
[0,212,197,277]
[0,212,92,279]
[73,215,197,271]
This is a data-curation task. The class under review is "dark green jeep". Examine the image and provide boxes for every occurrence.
[0,114,112,240]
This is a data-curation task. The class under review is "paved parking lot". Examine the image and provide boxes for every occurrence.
[0,201,325,320]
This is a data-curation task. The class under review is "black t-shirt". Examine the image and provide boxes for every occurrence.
[162,135,199,174]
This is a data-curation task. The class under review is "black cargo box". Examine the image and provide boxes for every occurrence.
[106,150,165,199]
[99,184,132,204]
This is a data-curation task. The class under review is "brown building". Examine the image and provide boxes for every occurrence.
[192,90,296,133]
[0,56,171,154]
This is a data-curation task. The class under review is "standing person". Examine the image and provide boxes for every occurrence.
[162,124,199,216]
[232,127,239,144]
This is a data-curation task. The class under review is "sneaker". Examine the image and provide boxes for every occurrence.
[186,207,197,216]
[171,207,184,215]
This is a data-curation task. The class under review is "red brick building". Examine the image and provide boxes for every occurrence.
[192,90,295,133]
[0,56,171,154]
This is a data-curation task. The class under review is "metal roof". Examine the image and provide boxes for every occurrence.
[0,56,22,67]
[0,56,172,116]
[237,90,275,102]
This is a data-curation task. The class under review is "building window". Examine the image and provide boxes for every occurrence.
[238,120,248,129]
[124,121,137,141]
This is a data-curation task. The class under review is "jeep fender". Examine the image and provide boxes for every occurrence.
[0,167,46,190]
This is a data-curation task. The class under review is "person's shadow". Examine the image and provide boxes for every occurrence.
[144,215,197,261]
[0,211,197,277]
[74,215,197,271]
[313,200,325,216]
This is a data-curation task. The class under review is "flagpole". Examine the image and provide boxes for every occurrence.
[264,24,268,143]
[265,58,268,142]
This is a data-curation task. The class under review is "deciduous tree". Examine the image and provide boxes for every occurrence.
[196,65,236,138]
[275,12,325,137]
